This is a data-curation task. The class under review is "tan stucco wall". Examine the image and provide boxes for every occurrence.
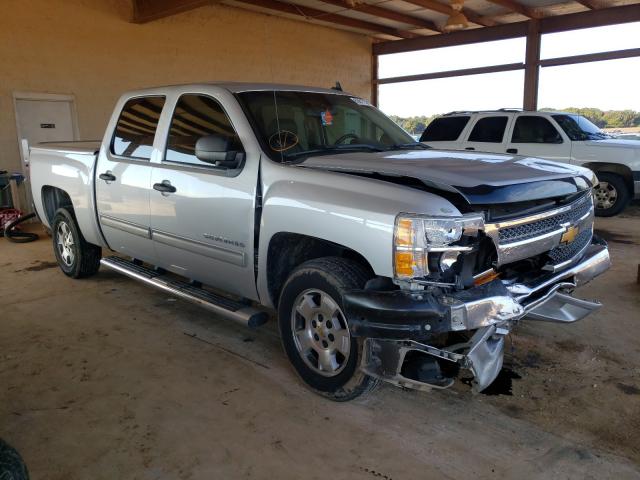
[0,0,372,174]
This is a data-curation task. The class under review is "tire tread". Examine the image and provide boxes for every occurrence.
[52,208,101,279]
[279,256,379,402]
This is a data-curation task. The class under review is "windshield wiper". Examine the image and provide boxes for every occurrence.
[581,132,610,140]
[284,144,385,160]
[387,142,430,150]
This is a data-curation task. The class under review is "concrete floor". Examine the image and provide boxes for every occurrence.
[1,207,639,479]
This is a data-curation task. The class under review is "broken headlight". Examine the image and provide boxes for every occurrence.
[393,213,484,281]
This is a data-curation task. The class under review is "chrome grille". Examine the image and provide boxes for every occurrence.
[546,229,592,265]
[498,194,593,245]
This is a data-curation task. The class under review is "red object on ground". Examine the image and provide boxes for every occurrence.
[0,208,22,231]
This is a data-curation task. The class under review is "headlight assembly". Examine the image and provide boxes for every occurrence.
[393,213,484,281]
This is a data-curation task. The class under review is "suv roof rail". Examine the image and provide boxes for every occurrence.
[442,108,525,116]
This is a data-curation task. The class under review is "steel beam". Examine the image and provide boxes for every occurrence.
[523,20,541,111]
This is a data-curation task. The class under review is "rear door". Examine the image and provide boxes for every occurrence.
[505,114,571,162]
[95,96,165,263]
[149,92,259,299]
[461,114,514,154]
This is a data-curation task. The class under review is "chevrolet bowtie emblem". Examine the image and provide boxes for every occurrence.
[561,225,579,244]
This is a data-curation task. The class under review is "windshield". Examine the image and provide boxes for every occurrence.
[236,90,418,162]
[552,114,611,141]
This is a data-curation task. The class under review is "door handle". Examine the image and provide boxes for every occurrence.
[99,172,116,182]
[153,181,177,194]
[506,148,518,154]
[465,147,475,151]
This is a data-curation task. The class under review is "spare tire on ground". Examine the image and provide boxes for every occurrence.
[0,439,29,480]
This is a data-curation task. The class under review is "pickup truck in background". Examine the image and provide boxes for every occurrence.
[28,84,610,400]
[419,110,640,217]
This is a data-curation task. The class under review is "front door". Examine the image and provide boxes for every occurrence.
[505,115,572,162]
[95,96,165,263]
[149,93,259,298]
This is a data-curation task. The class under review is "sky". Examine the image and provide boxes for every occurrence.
[377,22,640,117]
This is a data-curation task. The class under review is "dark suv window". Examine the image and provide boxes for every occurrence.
[165,94,242,167]
[512,116,562,143]
[111,96,165,159]
[420,116,470,142]
[468,116,508,143]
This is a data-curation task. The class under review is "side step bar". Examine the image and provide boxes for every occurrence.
[100,256,269,328]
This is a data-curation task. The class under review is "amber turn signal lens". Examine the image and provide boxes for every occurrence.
[394,251,417,277]
[395,218,415,247]
[473,270,500,286]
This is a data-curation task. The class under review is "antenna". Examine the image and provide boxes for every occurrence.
[332,82,343,92]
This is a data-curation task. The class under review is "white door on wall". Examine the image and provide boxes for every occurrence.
[13,94,79,210]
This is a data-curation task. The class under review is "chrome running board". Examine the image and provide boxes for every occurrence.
[100,256,269,328]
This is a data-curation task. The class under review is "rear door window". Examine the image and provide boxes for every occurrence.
[420,116,470,142]
[111,96,165,159]
[512,116,563,143]
[468,116,508,143]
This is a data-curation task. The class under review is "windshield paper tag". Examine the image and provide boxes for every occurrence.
[321,109,333,126]
[350,97,369,106]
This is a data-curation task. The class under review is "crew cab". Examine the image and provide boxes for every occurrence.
[419,109,640,216]
[28,83,610,400]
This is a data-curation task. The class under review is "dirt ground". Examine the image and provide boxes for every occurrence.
[1,206,639,479]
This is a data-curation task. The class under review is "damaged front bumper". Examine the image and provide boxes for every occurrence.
[344,238,611,393]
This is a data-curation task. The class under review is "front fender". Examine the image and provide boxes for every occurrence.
[256,162,461,307]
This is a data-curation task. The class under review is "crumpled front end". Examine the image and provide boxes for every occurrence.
[344,192,611,393]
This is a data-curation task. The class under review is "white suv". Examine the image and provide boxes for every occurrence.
[420,110,640,216]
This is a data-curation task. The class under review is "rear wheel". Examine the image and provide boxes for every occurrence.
[52,208,101,278]
[593,172,630,217]
[278,257,378,401]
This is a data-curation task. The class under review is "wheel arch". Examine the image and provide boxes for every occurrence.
[583,162,634,195]
[265,232,376,309]
[39,185,106,248]
[41,185,74,225]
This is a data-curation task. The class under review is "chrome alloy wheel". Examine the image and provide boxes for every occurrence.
[594,182,618,210]
[290,289,351,377]
[56,221,75,267]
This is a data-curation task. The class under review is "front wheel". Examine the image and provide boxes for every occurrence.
[593,172,630,217]
[278,257,378,401]
[52,208,101,278]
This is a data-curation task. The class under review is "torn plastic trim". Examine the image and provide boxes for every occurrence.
[345,238,610,340]
[361,324,509,393]
[351,237,610,393]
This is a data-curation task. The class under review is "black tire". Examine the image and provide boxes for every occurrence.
[0,439,29,480]
[278,257,379,401]
[51,208,101,278]
[593,172,630,217]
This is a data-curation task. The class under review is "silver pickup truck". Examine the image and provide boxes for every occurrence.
[29,83,611,401]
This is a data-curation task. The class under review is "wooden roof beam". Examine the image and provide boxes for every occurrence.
[573,0,604,9]
[318,0,441,32]
[233,0,418,37]
[374,3,640,55]
[402,0,498,27]
[484,0,542,19]
[131,0,213,23]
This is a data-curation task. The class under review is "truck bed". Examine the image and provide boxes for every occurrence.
[29,139,105,248]
[31,140,101,155]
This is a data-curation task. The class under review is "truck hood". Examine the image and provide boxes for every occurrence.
[299,149,595,205]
